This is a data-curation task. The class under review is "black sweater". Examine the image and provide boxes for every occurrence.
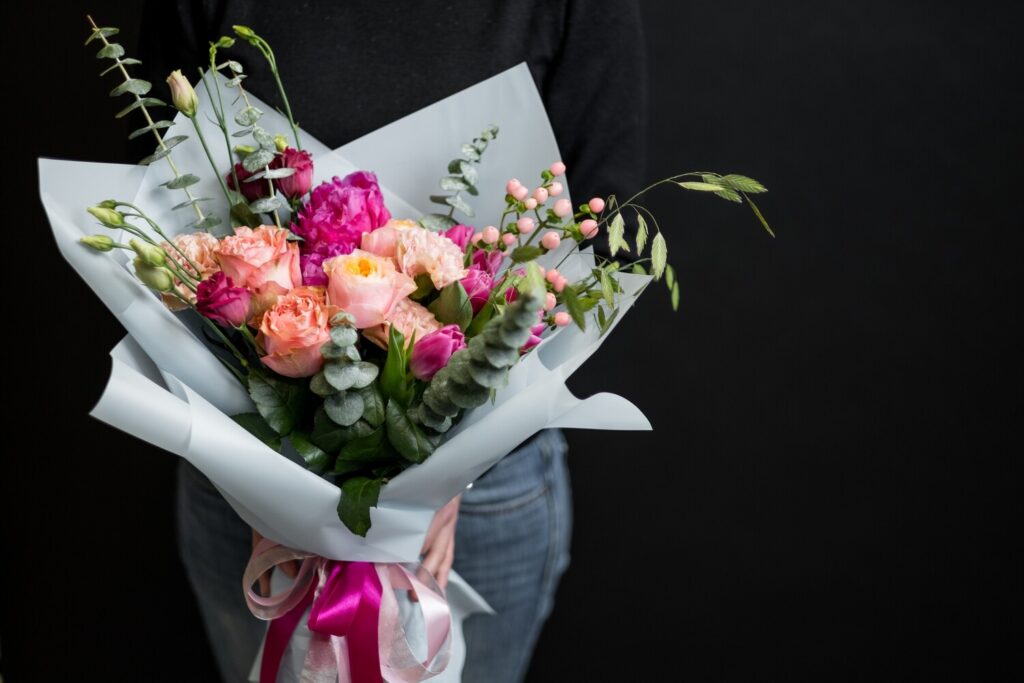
[139,0,648,204]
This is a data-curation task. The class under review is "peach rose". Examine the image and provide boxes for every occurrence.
[323,249,416,329]
[257,286,335,378]
[363,297,442,349]
[216,225,301,296]
[161,231,221,310]
[395,226,468,289]
[360,219,419,259]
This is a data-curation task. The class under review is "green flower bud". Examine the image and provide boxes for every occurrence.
[234,144,256,156]
[134,259,175,292]
[232,25,257,42]
[274,134,289,152]
[212,36,235,49]
[80,235,116,252]
[87,205,125,227]
[166,69,199,117]
[129,238,167,267]
[96,199,119,209]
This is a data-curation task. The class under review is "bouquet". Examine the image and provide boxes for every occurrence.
[40,18,773,683]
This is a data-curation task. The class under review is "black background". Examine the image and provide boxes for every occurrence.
[4,1,1022,681]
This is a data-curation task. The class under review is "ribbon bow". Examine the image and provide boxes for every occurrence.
[244,538,452,683]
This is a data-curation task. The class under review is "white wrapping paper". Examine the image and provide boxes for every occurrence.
[40,62,653,680]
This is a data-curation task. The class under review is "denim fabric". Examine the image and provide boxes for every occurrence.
[174,429,571,683]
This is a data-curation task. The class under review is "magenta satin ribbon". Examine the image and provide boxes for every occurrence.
[243,538,452,683]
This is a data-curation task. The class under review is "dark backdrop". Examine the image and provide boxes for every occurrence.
[4,1,1021,681]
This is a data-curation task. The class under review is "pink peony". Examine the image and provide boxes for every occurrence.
[442,224,475,250]
[196,271,251,327]
[257,286,335,378]
[293,171,391,256]
[410,324,466,380]
[395,226,468,289]
[161,231,221,309]
[272,147,314,199]
[362,297,442,349]
[323,249,416,329]
[360,219,419,259]
[226,162,271,203]
[216,226,301,307]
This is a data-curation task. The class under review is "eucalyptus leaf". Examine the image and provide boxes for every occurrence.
[85,27,119,44]
[242,148,275,172]
[115,98,164,118]
[325,391,365,427]
[458,160,478,185]
[429,194,451,206]
[226,75,246,87]
[252,128,276,148]
[325,360,378,392]
[249,197,282,213]
[191,215,222,231]
[385,400,435,464]
[310,371,336,397]
[172,197,213,211]
[109,78,152,97]
[234,106,263,126]
[460,144,480,161]
[337,476,382,537]
[651,232,668,279]
[419,213,458,232]
[96,43,124,59]
[100,58,142,77]
[445,194,474,217]
[162,174,200,189]
[139,135,188,165]
[232,128,254,138]
[440,175,471,192]
[330,326,358,348]
[128,120,173,140]
[260,167,296,179]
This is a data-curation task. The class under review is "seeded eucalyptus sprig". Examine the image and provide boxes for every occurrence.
[86,17,218,232]
[421,125,500,232]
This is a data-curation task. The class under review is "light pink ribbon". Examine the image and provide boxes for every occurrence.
[244,538,452,683]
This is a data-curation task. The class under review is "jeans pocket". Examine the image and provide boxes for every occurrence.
[459,430,566,514]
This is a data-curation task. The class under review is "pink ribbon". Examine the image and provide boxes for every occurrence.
[243,539,452,683]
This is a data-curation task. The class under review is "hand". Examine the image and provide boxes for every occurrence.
[418,494,461,593]
[251,528,299,597]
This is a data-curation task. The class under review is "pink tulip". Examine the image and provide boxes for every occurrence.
[410,324,466,381]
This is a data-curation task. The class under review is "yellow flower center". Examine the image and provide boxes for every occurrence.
[344,256,378,277]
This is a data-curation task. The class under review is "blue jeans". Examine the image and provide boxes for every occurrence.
[175,429,571,683]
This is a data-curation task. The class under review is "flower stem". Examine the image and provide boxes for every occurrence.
[189,114,232,209]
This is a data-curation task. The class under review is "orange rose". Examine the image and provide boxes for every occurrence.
[257,286,335,378]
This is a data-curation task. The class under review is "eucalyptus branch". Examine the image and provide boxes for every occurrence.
[233,26,302,149]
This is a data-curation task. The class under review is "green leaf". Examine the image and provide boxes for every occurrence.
[128,120,174,140]
[600,307,620,336]
[447,159,463,174]
[651,232,668,280]
[114,98,164,118]
[310,406,346,452]
[460,144,481,161]
[561,287,586,330]
[252,127,276,149]
[465,301,496,337]
[248,372,311,435]
[635,213,649,253]
[231,412,282,451]
[258,167,295,180]
[429,194,451,206]
[234,106,263,126]
[671,282,681,311]
[719,174,767,194]
[324,391,365,427]
[665,264,676,290]
[419,213,458,232]
[608,213,629,256]
[85,27,119,44]
[678,181,723,192]
[428,282,473,331]
[242,148,275,172]
[385,400,435,464]
[510,245,544,263]
[230,201,261,229]
[162,174,200,189]
[380,326,414,406]
[324,360,378,391]
[440,175,471,192]
[109,78,152,97]
[631,263,648,275]
[458,160,478,186]
[96,43,124,59]
[138,135,188,165]
[445,194,474,217]
[358,384,386,426]
[600,269,615,307]
[410,273,435,300]
[714,188,743,203]
[523,261,547,299]
[191,215,222,231]
[337,476,382,537]
[329,326,358,348]
[290,432,331,474]
[745,195,776,237]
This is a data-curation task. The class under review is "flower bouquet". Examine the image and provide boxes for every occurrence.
[39,19,772,683]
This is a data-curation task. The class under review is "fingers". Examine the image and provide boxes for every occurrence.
[282,560,299,578]
[438,537,455,591]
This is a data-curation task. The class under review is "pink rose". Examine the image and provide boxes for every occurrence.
[196,271,252,327]
[410,324,466,380]
[323,249,416,329]
[360,219,419,259]
[161,231,221,309]
[460,266,494,314]
[442,224,474,250]
[293,171,391,255]
[363,298,442,349]
[272,147,314,199]
[257,286,335,378]
[216,225,301,301]
[395,226,468,289]
[226,162,271,203]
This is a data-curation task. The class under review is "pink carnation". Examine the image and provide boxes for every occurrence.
[362,297,442,349]
[395,227,468,289]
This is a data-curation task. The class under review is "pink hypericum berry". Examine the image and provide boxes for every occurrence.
[550,161,566,176]
[533,187,549,203]
[512,185,530,201]
[506,178,522,194]
[471,232,484,244]
[548,181,564,196]
[588,197,606,213]
[580,219,599,239]
[524,198,538,210]
[554,276,568,293]
[502,233,517,246]
[517,216,536,234]
[545,268,561,284]
[553,198,573,218]
[541,232,561,250]
[482,226,500,244]
[554,311,571,326]
[544,292,557,311]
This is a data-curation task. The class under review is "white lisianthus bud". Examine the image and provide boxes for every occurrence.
[134,259,175,292]
[166,69,198,117]
[80,235,116,252]
[130,238,167,267]
[87,205,125,227]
